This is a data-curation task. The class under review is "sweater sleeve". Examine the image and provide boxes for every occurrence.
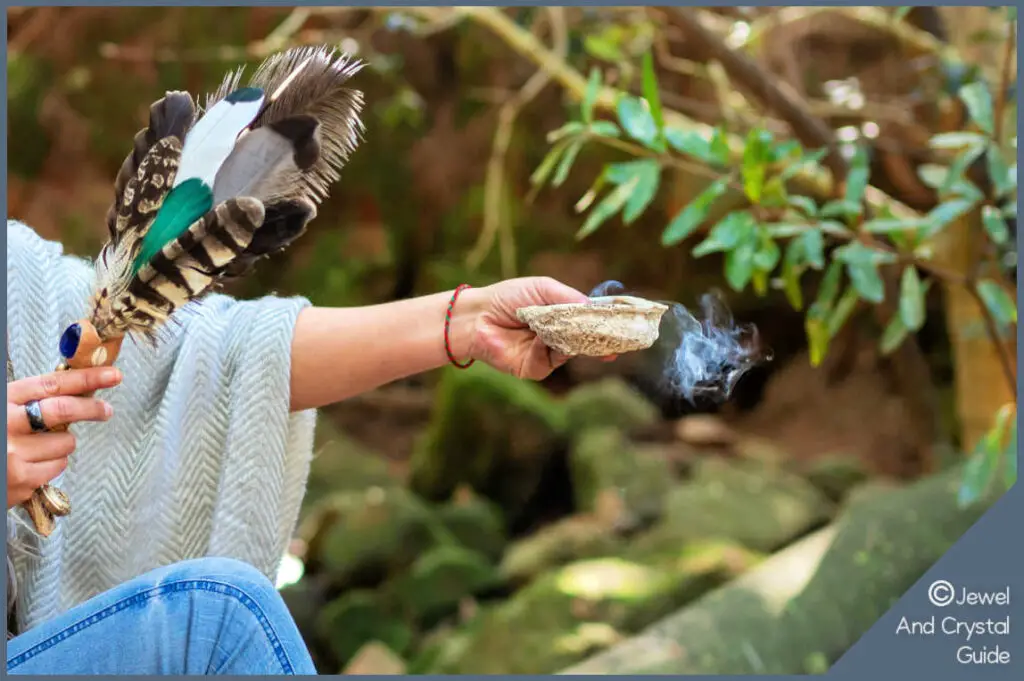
[7,221,317,619]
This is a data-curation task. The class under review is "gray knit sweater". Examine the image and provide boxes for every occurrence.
[6,220,317,634]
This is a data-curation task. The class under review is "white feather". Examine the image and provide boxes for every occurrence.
[172,88,266,189]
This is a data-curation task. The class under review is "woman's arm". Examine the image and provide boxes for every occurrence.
[289,278,590,412]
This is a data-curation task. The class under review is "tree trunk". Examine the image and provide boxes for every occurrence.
[561,466,994,675]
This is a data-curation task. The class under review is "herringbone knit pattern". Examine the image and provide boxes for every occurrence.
[6,221,317,634]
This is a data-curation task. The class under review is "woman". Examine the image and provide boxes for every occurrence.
[6,219,594,642]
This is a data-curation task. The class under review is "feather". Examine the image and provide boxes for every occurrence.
[105,91,195,243]
[209,45,364,203]
[89,44,364,339]
[172,87,266,189]
[211,115,321,204]
[93,197,266,338]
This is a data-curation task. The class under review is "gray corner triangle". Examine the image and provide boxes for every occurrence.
[829,488,1022,680]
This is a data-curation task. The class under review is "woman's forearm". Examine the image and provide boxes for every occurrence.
[289,288,487,411]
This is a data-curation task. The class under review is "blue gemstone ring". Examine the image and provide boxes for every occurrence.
[24,400,47,433]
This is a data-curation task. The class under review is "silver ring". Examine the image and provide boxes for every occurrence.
[24,400,47,433]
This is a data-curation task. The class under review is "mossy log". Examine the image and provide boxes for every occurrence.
[562,466,996,675]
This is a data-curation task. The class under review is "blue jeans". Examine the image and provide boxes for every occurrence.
[6,557,317,675]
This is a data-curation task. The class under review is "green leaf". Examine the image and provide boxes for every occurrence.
[753,233,781,272]
[893,6,912,20]
[589,121,621,138]
[820,200,860,219]
[552,139,584,187]
[959,81,995,136]
[725,239,757,291]
[664,128,721,166]
[924,198,976,236]
[827,288,860,338]
[787,195,818,217]
[765,224,807,238]
[982,205,1011,245]
[880,314,910,355]
[800,229,825,269]
[574,171,609,214]
[761,176,788,208]
[617,96,659,149]
[546,121,586,143]
[899,266,926,331]
[530,139,569,187]
[661,178,730,247]
[917,164,949,189]
[1004,418,1018,489]
[582,68,602,124]
[812,260,844,315]
[958,448,995,507]
[741,128,771,204]
[929,131,988,150]
[834,242,890,303]
[690,209,756,256]
[622,161,661,225]
[779,147,829,181]
[606,160,653,185]
[584,32,625,63]
[819,220,854,238]
[709,127,732,166]
[862,217,928,235]
[843,145,870,208]
[986,142,1015,198]
[640,50,665,137]
[782,243,804,310]
[576,174,639,239]
[977,279,1017,326]
[805,317,830,366]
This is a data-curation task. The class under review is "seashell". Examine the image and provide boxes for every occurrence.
[516,295,670,356]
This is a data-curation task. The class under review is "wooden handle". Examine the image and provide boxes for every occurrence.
[22,319,124,537]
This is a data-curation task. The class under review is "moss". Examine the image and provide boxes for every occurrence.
[409,364,567,523]
[315,590,414,668]
[569,427,675,526]
[499,515,624,585]
[637,457,834,553]
[562,378,660,436]
[424,549,743,674]
[307,487,456,588]
[390,545,501,623]
[435,493,508,562]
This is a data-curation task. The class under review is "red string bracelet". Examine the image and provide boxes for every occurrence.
[444,284,476,369]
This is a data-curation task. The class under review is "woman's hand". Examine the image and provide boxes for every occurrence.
[459,277,612,380]
[7,367,122,508]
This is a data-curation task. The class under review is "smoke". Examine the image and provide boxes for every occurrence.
[588,280,772,406]
[588,280,627,298]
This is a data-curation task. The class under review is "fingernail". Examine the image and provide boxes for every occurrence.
[102,368,121,383]
[102,402,114,418]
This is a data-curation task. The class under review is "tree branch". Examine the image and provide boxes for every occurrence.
[668,7,846,181]
[426,6,918,221]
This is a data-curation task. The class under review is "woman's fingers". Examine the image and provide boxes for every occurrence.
[9,431,77,463]
[7,367,122,406]
[7,396,113,435]
[7,453,70,507]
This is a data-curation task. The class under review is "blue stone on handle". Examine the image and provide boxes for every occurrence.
[59,323,82,359]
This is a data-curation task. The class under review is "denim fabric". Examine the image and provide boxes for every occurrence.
[6,557,316,675]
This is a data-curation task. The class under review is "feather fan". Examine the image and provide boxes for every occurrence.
[22,45,365,537]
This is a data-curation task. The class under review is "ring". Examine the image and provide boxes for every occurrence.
[24,400,47,433]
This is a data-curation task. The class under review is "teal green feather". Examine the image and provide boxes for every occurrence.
[132,178,213,273]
